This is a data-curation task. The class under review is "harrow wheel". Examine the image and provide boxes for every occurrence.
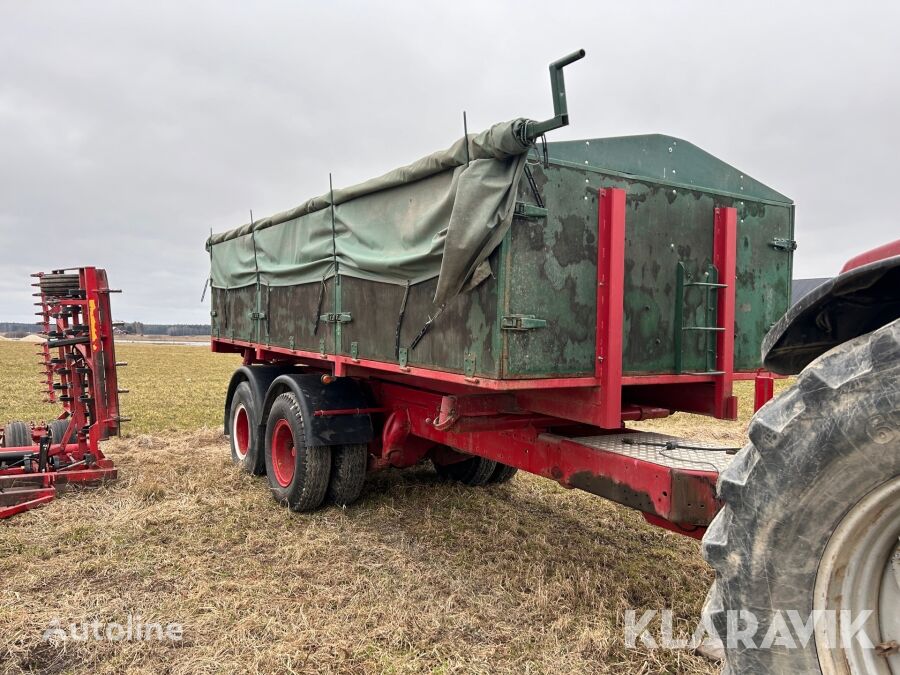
[2,421,30,448]
[264,392,331,511]
[48,419,75,446]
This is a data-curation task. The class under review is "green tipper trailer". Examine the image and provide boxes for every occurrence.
[208,126,793,386]
[205,50,900,672]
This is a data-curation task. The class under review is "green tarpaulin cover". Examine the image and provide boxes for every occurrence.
[208,119,531,306]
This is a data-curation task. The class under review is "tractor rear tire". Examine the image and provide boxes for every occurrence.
[48,419,75,445]
[229,382,265,475]
[2,421,30,447]
[264,392,331,512]
[434,455,497,486]
[326,443,368,507]
[701,318,900,674]
[488,463,518,484]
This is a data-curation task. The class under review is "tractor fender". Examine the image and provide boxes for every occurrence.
[223,365,297,435]
[259,374,374,447]
[763,251,900,375]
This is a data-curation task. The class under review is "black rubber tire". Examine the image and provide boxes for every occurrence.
[2,421,30,448]
[264,392,331,512]
[48,419,75,445]
[326,443,368,507]
[434,455,497,486]
[228,382,265,475]
[701,317,900,674]
[487,463,518,484]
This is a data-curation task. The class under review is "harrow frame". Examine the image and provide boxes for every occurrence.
[0,267,124,518]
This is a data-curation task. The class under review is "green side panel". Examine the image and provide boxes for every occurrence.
[729,200,794,370]
[337,253,501,378]
[211,286,257,343]
[501,165,597,377]
[265,280,335,354]
[614,178,717,374]
[501,158,792,376]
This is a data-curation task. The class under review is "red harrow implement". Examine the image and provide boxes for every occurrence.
[0,267,125,518]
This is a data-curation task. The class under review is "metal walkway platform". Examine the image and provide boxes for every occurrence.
[574,432,738,474]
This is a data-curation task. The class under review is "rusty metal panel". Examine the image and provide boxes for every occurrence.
[499,158,791,376]
[500,166,597,377]
[211,285,257,343]
[265,280,334,354]
[334,254,500,377]
[338,277,407,363]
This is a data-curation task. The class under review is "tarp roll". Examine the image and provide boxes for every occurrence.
[208,118,531,306]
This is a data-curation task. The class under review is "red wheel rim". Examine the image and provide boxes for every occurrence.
[232,404,250,459]
[271,418,296,488]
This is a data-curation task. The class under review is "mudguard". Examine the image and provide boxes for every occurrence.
[763,253,900,375]
[260,374,374,447]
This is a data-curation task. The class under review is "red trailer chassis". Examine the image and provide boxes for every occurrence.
[0,268,123,519]
[213,189,778,538]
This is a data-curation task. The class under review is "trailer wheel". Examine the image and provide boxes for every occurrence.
[488,463,518,484]
[434,455,497,486]
[326,443,367,507]
[2,421,30,447]
[702,318,900,674]
[264,392,331,511]
[229,382,264,475]
[48,419,75,446]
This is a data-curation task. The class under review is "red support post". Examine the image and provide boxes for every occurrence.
[712,207,738,420]
[754,371,776,411]
[596,188,626,428]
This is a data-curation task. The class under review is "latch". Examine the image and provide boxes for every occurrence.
[514,202,548,220]
[769,237,797,252]
[249,311,266,320]
[319,312,352,323]
[501,314,548,331]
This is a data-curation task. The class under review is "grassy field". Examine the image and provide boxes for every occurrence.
[0,339,787,674]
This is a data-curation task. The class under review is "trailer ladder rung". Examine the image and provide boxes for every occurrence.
[674,260,727,374]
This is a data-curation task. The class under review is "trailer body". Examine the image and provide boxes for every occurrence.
[208,52,792,535]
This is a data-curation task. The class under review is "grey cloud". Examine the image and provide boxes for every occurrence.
[2,1,898,322]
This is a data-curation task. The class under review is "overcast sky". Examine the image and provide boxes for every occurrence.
[1,1,898,323]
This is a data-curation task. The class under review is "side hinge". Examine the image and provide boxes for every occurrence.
[514,202,548,220]
[501,314,548,331]
[769,237,797,252]
[319,312,352,324]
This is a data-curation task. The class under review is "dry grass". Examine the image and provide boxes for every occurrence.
[0,341,240,433]
[0,339,786,674]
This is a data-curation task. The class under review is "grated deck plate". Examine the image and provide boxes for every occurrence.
[572,432,738,473]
